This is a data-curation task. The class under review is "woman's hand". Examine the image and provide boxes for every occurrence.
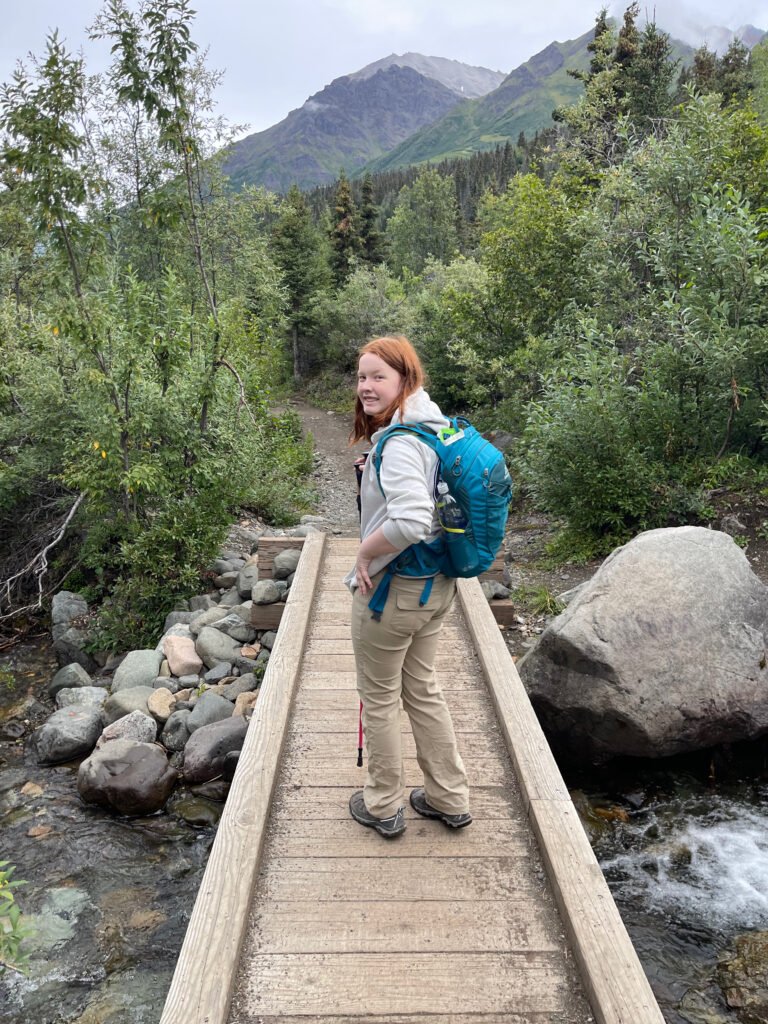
[354,526,399,595]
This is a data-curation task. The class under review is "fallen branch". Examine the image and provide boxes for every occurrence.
[216,359,264,438]
[0,493,84,623]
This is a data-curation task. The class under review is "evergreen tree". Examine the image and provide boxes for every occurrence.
[718,39,753,105]
[358,170,385,265]
[271,184,330,381]
[386,168,459,276]
[329,169,361,284]
[625,21,677,130]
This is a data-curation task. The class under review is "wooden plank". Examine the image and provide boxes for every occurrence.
[457,576,569,807]
[305,627,466,648]
[159,531,326,1024]
[490,599,520,626]
[302,652,480,673]
[232,951,573,1017]
[250,897,561,953]
[530,798,665,1024]
[270,785,521,821]
[301,671,484,691]
[291,706,498,734]
[285,729,502,761]
[280,757,512,789]
[232,1014,578,1024]
[457,576,664,1024]
[293,686,495,714]
[251,601,286,630]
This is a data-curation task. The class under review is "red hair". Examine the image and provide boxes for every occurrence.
[349,335,424,443]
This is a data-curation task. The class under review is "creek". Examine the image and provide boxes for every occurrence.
[2,640,766,1023]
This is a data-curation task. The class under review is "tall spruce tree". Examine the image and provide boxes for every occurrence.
[330,169,361,284]
[359,170,385,265]
[271,184,330,381]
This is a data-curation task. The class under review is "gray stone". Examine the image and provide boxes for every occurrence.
[204,662,233,683]
[187,690,233,733]
[55,686,108,710]
[163,610,194,632]
[195,626,241,669]
[48,662,92,699]
[219,673,259,701]
[255,649,270,667]
[252,579,280,605]
[273,548,302,580]
[481,580,511,600]
[189,594,216,612]
[97,709,157,748]
[213,613,257,644]
[154,624,192,653]
[214,571,238,589]
[519,526,768,762]
[285,573,295,588]
[221,749,240,781]
[299,515,325,525]
[51,590,88,625]
[220,548,243,563]
[154,676,182,693]
[259,631,277,651]
[218,587,242,608]
[229,601,253,622]
[290,524,321,537]
[502,564,524,590]
[111,650,163,693]
[161,709,192,752]
[236,564,260,599]
[557,581,588,606]
[183,716,249,784]
[34,707,103,764]
[189,605,229,636]
[213,558,234,574]
[177,674,201,687]
[102,686,155,726]
[77,739,177,816]
[52,626,97,673]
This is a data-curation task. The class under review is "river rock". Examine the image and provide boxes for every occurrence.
[213,613,257,644]
[195,626,241,669]
[229,601,253,621]
[717,931,768,1022]
[221,750,240,780]
[111,650,163,693]
[189,594,217,612]
[518,526,768,762]
[52,625,97,673]
[259,631,277,651]
[163,610,194,632]
[273,548,302,580]
[236,564,259,598]
[172,795,222,827]
[55,686,108,710]
[77,739,178,816]
[51,590,88,625]
[218,587,242,608]
[187,690,233,733]
[161,709,192,752]
[233,691,259,716]
[162,635,203,677]
[154,676,181,693]
[154,623,192,654]
[97,709,157,748]
[252,580,280,605]
[213,558,234,574]
[102,686,155,725]
[189,605,229,636]
[214,571,238,589]
[147,687,176,724]
[48,662,92,699]
[183,715,249,783]
[34,707,103,764]
[204,662,233,683]
[218,673,259,702]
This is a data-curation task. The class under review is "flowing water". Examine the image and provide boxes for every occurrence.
[2,641,767,1023]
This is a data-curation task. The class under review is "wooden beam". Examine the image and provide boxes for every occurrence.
[159,531,326,1024]
[457,575,664,1024]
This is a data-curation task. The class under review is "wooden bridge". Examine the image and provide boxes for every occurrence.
[160,533,664,1024]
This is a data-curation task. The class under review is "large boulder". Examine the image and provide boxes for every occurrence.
[102,686,155,725]
[186,690,233,733]
[34,707,103,764]
[111,650,163,693]
[77,739,178,815]
[519,527,768,762]
[48,662,92,699]
[51,591,88,625]
[195,626,241,669]
[183,716,249,784]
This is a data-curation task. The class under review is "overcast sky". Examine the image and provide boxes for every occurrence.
[2,1,766,138]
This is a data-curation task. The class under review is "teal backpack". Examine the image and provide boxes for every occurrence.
[367,416,512,619]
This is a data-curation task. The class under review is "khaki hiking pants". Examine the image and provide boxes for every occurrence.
[351,570,469,820]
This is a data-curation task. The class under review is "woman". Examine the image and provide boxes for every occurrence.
[345,335,471,839]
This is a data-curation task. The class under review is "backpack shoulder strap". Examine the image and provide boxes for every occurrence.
[371,424,439,497]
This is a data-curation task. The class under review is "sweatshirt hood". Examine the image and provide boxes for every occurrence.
[370,387,449,443]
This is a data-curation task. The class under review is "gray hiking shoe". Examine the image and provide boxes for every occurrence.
[410,787,472,829]
[349,790,406,839]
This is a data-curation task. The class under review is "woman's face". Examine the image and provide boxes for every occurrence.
[357,352,403,417]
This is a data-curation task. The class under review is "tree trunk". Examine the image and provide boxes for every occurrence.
[292,325,301,383]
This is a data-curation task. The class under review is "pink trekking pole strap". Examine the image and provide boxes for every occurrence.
[357,700,363,767]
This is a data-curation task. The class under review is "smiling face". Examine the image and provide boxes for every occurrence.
[357,352,403,417]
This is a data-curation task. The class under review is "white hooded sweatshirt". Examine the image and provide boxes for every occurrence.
[344,387,450,591]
